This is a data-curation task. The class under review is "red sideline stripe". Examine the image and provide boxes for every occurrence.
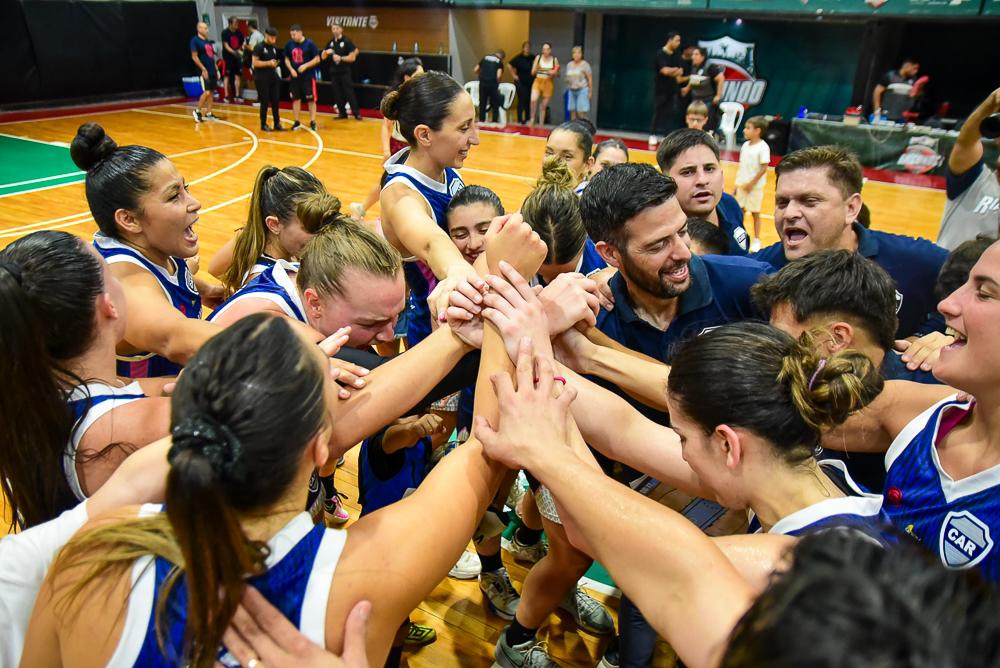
[0,97,188,123]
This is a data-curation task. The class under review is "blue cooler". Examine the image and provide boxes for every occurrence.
[182,76,203,98]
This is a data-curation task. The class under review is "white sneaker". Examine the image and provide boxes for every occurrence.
[749,238,762,253]
[501,534,548,564]
[479,567,520,620]
[449,549,482,579]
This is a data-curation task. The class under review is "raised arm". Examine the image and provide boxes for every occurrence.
[949,87,1000,176]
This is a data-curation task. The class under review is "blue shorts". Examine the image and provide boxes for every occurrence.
[567,87,590,113]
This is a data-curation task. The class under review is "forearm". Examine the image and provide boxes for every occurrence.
[956,95,994,147]
[749,165,767,188]
[586,343,670,411]
[192,54,206,71]
[584,327,663,365]
[873,86,884,109]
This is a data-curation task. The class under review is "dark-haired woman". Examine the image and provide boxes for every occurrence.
[0,231,172,530]
[589,138,629,178]
[379,70,487,346]
[70,123,221,377]
[21,217,549,668]
[543,120,593,190]
[207,165,327,296]
[528,43,559,128]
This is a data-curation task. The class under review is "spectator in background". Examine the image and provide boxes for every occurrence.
[872,58,924,121]
[284,24,321,131]
[221,16,245,103]
[475,48,506,125]
[508,41,535,125]
[590,138,629,178]
[686,217,730,255]
[685,100,709,130]
[734,115,771,252]
[649,31,685,147]
[189,21,219,123]
[244,19,263,74]
[322,22,362,121]
[937,87,1000,249]
[564,46,593,121]
[252,27,283,131]
[679,47,724,131]
[529,42,560,128]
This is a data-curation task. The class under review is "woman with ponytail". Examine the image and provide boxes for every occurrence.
[0,231,171,530]
[542,120,594,189]
[70,122,221,378]
[208,165,328,296]
[23,217,549,668]
[379,70,488,346]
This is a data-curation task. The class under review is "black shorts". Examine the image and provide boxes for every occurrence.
[202,72,218,93]
[289,74,315,101]
[223,57,241,80]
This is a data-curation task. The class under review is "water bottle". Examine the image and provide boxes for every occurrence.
[413,42,419,53]
[391,41,397,53]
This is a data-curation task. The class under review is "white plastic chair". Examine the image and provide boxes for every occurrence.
[718,101,745,150]
[464,80,479,109]
[497,82,516,126]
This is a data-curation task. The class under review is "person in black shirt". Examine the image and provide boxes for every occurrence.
[252,27,283,131]
[189,21,219,123]
[475,49,505,124]
[220,16,245,102]
[284,24,321,130]
[508,42,534,125]
[322,22,362,120]
[650,32,686,146]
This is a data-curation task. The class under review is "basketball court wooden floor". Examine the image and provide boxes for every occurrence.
[0,100,949,667]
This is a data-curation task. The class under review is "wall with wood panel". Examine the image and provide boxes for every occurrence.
[265,5,451,54]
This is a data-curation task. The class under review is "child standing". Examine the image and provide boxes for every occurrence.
[734,115,770,252]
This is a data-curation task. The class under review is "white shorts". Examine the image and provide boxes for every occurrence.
[735,185,765,214]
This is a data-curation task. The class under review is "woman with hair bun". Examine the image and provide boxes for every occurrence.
[542,120,594,189]
[70,122,221,378]
[0,231,172,530]
[378,70,487,346]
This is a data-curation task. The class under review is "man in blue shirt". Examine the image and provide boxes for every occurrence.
[751,249,940,492]
[189,22,219,123]
[752,145,948,339]
[284,24,321,131]
[656,129,749,256]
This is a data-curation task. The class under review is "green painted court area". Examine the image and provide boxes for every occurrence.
[0,134,83,197]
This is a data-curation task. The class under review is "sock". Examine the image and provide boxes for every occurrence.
[515,526,542,546]
[480,550,503,573]
[320,473,335,499]
[505,618,538,647]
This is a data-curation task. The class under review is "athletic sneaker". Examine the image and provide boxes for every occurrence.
[192,109,203,123]
[403,621,437,647]
[309,120,318,131]
[261,124,272,132]
[749,237,762,253]
[479,568,520,620]
[494,632,560,668]
[502,534,548,564]
[449,549,482,579]
[205,113,219,121]
[597,634,620,668]
[349,202,365,220]
[291,121,301,130]
[234,96,244,103]
[324,489,350,525]
[559,588,614,636]
[274,123,285,131]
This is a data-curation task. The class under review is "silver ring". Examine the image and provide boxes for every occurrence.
[248,659,261,668]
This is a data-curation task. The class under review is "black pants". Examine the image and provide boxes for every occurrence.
[618,594,657,667]
[255,75,281,127]
[329,69,360,118]
[515,80,532,124]
[650,92,682,136]
[479,81,502,122]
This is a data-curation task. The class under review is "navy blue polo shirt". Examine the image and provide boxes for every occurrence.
[716,192,750,256]
[880,350,941,385]
[752,222,947,338]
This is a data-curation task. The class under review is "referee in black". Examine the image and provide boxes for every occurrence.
[252,27,283,131]
[322,22,362,120]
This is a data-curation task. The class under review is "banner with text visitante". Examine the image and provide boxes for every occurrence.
[598,14,863,133]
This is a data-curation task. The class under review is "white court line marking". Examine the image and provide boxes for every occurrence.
[0,110,323,238]
[0,132,69,147]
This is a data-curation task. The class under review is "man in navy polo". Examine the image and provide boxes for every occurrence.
[752,145,948,339]
[656,129,749,256]
[580,161,771,668]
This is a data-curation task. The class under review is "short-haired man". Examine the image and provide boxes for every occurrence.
[322,22,362,120]
[221,16,245,103]
[649,31,685,146]
[474,48,506,125]
[752,249,941,492]
[752,145,948,338]
[580,162,772,668]
[936,87,1000,250]
[252,27,283,131]
[285,24,321,131]
[872,57,924,121]
[189,22,219,123]
[656,129,749,255]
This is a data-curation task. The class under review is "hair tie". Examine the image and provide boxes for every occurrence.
[169,414,247,484]
[0,258,24,286]
[808,358,828,391]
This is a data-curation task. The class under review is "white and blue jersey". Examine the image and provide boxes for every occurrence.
[750,460,891,541]
[65,381,147,501]
[208,260,305,324]
[382,148,465,345]
[103,508,345,666]
[93,233,202,378]
[883,396,1000,580]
